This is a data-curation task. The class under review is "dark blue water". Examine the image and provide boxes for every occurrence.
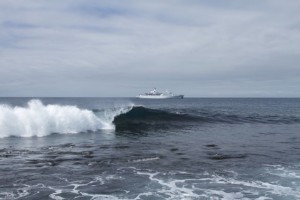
[0,98,299,199]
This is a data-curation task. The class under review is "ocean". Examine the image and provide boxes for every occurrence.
[0,98,299,200]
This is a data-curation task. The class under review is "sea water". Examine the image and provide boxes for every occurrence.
[0,98,299,199]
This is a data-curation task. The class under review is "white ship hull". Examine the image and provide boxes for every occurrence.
[137,94,184,99]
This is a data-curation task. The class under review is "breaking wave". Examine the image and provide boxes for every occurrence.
[0,100,299,138]
[0,100,132,138]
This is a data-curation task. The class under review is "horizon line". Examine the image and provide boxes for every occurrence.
[0,96,299,99]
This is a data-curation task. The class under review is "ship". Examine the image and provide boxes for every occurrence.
[137,88,184,99]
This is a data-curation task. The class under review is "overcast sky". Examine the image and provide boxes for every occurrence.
[0,0,300,97]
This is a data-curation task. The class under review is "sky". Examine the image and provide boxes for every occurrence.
[0,0,300,97]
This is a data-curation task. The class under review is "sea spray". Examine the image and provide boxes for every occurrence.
[0,99,134,138]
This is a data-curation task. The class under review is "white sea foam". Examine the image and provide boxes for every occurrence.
[264,164,300,179]
[131,157,160,163]
[0,99,133,138]
[133,167,300,200]
[135,170,200,200]
[3,167,300,200]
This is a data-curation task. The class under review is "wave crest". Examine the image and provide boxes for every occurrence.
[0,100,127,138]
[112,106,300,131]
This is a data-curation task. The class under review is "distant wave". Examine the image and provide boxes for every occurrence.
[194,112,300,124]
[0,100,132,138]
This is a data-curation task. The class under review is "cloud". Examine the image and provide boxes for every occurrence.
[0,0,299,97]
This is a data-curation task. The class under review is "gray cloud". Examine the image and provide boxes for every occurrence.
[0,0,299,97]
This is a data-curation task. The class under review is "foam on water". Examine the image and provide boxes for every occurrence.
[0,99,133,138]
[2,166,300,200]
[264,164,300,179]
[132,166,300,200]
